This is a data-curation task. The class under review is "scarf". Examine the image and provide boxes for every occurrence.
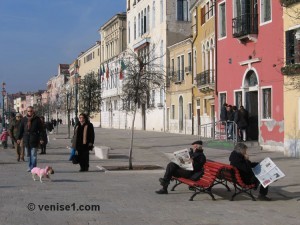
[74,123,88,145]
[27,114,35,130]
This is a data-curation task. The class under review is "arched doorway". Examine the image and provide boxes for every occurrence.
[244,70,258,141]
[179,96,183,131]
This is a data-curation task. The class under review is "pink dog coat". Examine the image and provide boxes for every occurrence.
[31,166,50,178]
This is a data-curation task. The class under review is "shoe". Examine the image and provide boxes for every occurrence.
[159,178,169,186]
[21,158,25,161]
[258,195,271,201]
[155,189,168,194]
[27,168,31,172]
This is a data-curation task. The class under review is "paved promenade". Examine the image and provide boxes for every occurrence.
[0,125,299,225]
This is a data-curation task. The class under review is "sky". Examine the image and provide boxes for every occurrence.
[0,0,126,98]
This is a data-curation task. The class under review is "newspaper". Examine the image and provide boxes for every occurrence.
[170,149,193,171]
[252,157,285,188]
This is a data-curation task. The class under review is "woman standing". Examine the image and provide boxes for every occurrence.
[72,113,94,172]
[40,116,48,154]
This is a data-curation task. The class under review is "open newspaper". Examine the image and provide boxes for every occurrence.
[170,149,193,171]
[252,157,285,188]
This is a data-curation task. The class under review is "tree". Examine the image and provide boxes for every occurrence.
[79,72,101,117]
[122,48,165,169]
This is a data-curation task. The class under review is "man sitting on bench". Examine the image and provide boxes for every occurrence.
[229,143,271,201]
[156,140,206,194]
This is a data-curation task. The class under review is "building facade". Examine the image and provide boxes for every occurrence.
[126,0,195,132]
[99,13,127,129]
[216,0,284,151]
[167,37,193,134]
[191,0,216,137]
[282,0,300,157]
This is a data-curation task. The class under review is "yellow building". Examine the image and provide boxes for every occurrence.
[282,1,300,157]
[191,0,216,137]
[167,37,193,134]
[77,41,101,126]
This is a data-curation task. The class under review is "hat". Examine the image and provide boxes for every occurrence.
[192,140,203,145]
[16,113,21,117]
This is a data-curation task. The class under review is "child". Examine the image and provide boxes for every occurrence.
[0,128,9,149]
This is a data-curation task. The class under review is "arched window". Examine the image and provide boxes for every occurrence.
[152,1,155,28]
[245,70,258,87]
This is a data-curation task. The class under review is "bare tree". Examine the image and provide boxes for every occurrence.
[79,72,101,117]
[122,47,165,169]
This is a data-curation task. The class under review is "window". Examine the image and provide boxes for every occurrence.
[134,17,137,40]
[219,92,227,111]
[261,0,271,24]
[177,0,189,21]
[262,88,271,119]
[188,52,192,72]
[138,13,141,37]
[188,103,192,119]
[171,105,175,119]
[160,87,164,104]
[160,40,164,67]
[177,56,181,81]
[181,55,184,81]
[151,90,155,107]
[128,21,131,43]
[235,91,242,109]
[286,29,300,64]
[196,99,200,107]
[218,2,226,38]
[152,1,156,28]
[160,0,163,23]
[114,100,118,110]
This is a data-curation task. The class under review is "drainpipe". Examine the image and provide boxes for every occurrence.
[191,9,199,136]
[214,0,218,97]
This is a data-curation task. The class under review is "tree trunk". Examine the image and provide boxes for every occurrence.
[129,104,137,170]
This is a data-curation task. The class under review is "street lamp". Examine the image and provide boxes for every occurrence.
[74,70,81,124]
[66,85,71,139]
[2,82,6,129]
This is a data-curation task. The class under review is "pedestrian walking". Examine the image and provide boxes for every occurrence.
[71,113,94,172]
[9,113,25,161]
[9,112,16,148]
[0,128,9,149]
[17,106,44,172]
[40,116,48,154]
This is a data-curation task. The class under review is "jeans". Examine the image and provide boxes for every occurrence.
[25,147,37,170]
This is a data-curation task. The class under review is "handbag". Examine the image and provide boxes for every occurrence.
[71,152,79,164]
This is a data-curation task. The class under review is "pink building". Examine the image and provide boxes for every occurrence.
[215,0,284,151]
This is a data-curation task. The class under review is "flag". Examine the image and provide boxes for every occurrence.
[101,65,105,81]
[106,64,109,79]
[120,60,126,80]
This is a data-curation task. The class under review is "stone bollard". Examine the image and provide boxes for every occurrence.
[94,146,110,159]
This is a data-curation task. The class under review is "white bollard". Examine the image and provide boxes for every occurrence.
[94,146,110,159]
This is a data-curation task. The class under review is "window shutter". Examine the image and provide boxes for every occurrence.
[201,6,205,25]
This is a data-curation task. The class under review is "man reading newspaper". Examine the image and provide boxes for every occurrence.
[229,143,276,201]
[156,140,206,195]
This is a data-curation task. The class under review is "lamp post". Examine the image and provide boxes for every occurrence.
[74,71,80,124]
[2,82,6,129]
[66,85,71,139]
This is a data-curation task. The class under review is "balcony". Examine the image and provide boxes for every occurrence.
[195,70,215,93]
[232,13,258,42]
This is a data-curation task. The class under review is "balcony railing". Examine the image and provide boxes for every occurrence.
[195,70,215,90]
[232,13,258,38]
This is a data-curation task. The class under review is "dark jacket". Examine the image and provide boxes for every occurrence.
[229,150,257,184]
[72,122,94,151]
[18,114,43,148]
[190,149,206,172]
[237,109,249,129]
[9,118,21,141]
[220,106,227,121]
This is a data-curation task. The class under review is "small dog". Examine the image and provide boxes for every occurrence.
[31,166,55,183]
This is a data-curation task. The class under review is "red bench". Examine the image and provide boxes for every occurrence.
[171,161,257,201]
[170,161,233,201]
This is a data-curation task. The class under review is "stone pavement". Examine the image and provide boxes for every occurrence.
[0,125,299,225]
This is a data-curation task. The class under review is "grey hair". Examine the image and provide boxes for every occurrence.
[234,143,247,154]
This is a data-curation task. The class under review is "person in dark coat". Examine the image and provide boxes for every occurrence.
[229,143,271,201]
[237,106,249,141]
[9,113,24,161]
[71,113,94,172]
[17,106,44,172]
[220,103,228,122]
[40,116,48,154]
[156,140,206,194]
